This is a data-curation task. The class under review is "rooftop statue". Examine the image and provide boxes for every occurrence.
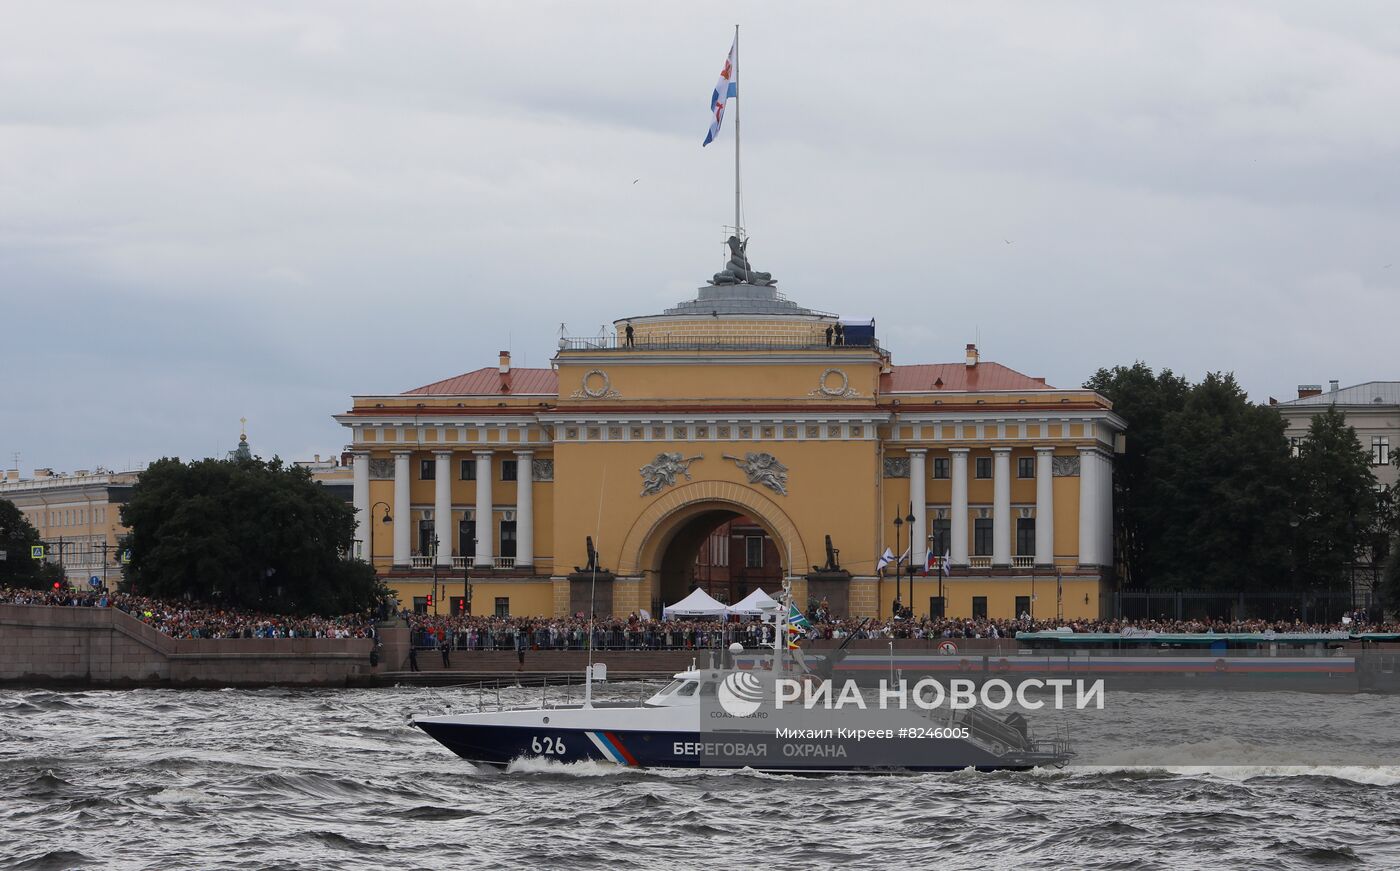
[711,235,774,287]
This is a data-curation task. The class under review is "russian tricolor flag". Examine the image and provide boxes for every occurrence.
[702,36,738,146]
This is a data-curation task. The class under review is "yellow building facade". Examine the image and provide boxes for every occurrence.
[336,279,1124,621]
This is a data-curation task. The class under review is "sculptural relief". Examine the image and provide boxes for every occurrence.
[640,452,704,496]
[724,451,789,496]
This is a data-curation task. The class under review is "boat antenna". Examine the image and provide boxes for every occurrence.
[584,467,606,709]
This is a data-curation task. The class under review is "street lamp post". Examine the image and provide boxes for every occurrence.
[368,501,392,570]
[905,506,916,616]
[464,534,477,615]
[893,508,904,619]
[431,534,440,616]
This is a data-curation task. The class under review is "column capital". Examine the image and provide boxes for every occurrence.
[906,447,928,456]
[1077,445,1109,458]
[990,446,1013,455]
[472,449,494,457]
[350,448,371,456]
[948,447,970,455]
[390,448,414,456]
[513,449,535,457]
[432,449,453,457]
[1033,445,1056,454]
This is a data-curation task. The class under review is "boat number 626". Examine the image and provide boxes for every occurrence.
[531,735,566,755]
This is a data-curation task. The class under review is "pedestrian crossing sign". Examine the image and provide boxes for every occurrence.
[31,545,44,559]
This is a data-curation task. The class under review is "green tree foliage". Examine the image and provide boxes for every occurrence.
[1084,363,1190,587]
[120,455,387,615]
[0,497,65,589]
[1149,373,1295,591]
[1293,407,1377,593]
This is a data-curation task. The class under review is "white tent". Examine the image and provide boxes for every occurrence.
[662,587,730,619]
[727,588,779,616]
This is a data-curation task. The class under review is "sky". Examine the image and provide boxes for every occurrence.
[3,1,1398,474]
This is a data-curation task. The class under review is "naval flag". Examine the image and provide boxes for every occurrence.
[875,547,895,572]
[702,36,738,146]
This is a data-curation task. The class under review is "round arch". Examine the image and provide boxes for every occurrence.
[617,480,809,580]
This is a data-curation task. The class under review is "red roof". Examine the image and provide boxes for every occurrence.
[404,367,558,396]
[881,363,1052,393]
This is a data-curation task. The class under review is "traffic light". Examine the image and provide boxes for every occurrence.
[458,599,465,612]
[426,594,433,608]
[52,581,61,590]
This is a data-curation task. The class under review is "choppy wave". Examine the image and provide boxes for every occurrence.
[2,685,1399,870]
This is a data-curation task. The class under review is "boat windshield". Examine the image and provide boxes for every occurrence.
[657,679,686,696]
[675,681,700,697]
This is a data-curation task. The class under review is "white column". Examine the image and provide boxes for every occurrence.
[514,450,534,569]
[1099,450,1114,569]
[352,451,369,561]
[1034,446,1055,566]
[434,450,452,566]
[473,450,493,567]
[908,449,927,571]
[392,450,411,567]
[992,447,1012,567]
[949,448,969,566]
[1078,446,1098,567]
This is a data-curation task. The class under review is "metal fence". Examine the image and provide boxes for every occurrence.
[413,625,773,652]
[1113,589,1375,622]
[558,335,879,352]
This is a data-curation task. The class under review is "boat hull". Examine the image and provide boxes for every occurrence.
[413,719,1067,773]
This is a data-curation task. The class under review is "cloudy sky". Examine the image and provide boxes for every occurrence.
[3,1,1397,473]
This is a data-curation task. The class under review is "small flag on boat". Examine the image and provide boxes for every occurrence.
[702,35,738,146]
[875,547,894,572]
[788,603,812,632]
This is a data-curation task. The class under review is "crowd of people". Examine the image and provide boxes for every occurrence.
[406,606,1397,652]
[5,584,1392,647]
[0,586,378,640]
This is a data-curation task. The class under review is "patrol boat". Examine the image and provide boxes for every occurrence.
[412,586,1072,773]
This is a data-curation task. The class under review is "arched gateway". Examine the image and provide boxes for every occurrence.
[617,480,809,612]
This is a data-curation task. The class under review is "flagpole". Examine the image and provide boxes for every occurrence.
[733,24,741,239]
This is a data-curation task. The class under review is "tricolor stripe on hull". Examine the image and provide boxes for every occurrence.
[585,731,637,766]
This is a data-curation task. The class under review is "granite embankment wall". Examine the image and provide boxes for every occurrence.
[0,604,405,688]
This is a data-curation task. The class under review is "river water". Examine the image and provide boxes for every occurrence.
[2,683,1397,870]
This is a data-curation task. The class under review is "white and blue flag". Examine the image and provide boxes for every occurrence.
[702,36,738,146]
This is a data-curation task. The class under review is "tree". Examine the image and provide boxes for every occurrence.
[0,498,65,589]
[120,454,387,615]
[1293,407,1378,596]
[1147,373,1294,592]
[1084,363,1190,586]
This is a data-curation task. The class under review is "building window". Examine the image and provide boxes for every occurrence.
[745,536,764,568]
[975,457,992,479]
[419,459,435,480]
[458,520,476,558]
[1289,437,1303,458]
[1017,457,1034,478]
[499,521,517,559]
[418,520,436,556]
[928,596,945,618]
[1015,595,1031,619]
[501,459,518,481]
[929,518,951,560]
[972,596,988,619]
[495,597,510,618]
[933,457,949,479]
[974,518,993,556]
[1016,517,1036,556]
[460,459,476,480]
[1373,437,1390,466]
[412,596,428,615]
